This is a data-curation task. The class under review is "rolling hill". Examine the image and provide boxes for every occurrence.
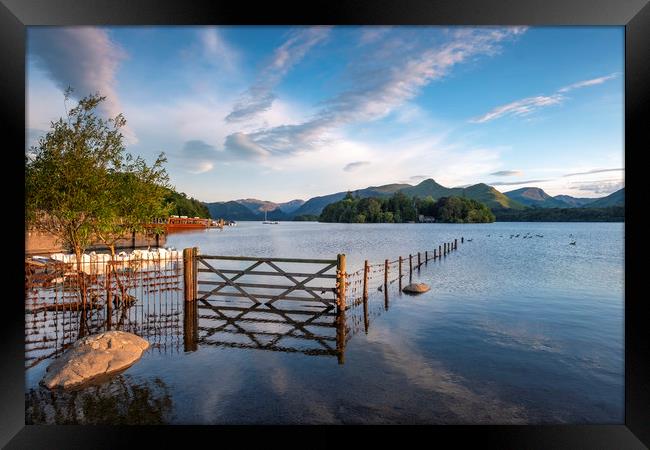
[504,187,568,208]
[585,188,624,208]
[553,195,596,208]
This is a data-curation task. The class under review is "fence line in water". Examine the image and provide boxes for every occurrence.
[343,237,463,308]
[24,237,466,368]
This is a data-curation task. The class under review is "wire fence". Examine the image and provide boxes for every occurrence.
[25,249,185,369]
[344,238,462,308]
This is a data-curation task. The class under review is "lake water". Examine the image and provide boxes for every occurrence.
[25,221,624,424]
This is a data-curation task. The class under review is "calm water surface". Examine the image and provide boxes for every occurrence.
[25,221,624,424]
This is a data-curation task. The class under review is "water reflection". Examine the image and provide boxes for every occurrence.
[26,375,173,425]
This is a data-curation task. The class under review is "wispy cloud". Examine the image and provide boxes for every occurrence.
[557,73,619,93]
[490,179,549,186]
[358,27,392,45]
[567,179,624,195]
[490,170,523,177]
[471,95,563,123]
[224,27,527,159]
[225,27,331,123]
[343,161,371,172]
[199,28,239,72]
[472,72,619,123]
[563,167,624,177]
[28,27,136,143]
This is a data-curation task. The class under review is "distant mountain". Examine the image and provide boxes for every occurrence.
[402,180,524,210]
[235,198,279,214]
[291,179,524,217]
[504,187,567,208]
[554,195,596,208]
[206,201,259,220]
[584,188,624,208]
[291,183,410,217]
[206,201,291,221]
[277,199,305,214]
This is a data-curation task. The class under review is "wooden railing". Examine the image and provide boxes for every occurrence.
[184,249,347,311]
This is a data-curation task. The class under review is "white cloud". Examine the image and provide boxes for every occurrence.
[225,27,331,123]
[28,27,137,143]
[563,167,623,177]
[473,72,619,123]
[490,170,523,176]
[557,73,619,93]
[199,27,240,72]
[471,94,564,123]
[225,27,527,158]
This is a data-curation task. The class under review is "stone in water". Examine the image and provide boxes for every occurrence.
[42,331,149,389]
[402,283,430,294]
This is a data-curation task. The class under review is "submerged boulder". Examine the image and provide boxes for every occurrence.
[42,331,149,390]
[402,283,430,294]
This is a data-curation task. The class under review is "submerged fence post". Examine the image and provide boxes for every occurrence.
[336,309,347,365]
[384,259,389,310]
[439,245,442,258]
[183,299,198,352]
[183,248,194,302]
[336,254,347,312]
[454,238,458,250]
[398,256,403,290]
[425,250,428,263]
[363,260,369,302]
[417,252,421,269]
[409,254,413,280]
[461,236,464,243]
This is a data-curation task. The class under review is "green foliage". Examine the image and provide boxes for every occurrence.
[319,192,495,223]
[25,89,171,259]
[432,196,495,223]
[493,206,624,222]
[164,190,210,219]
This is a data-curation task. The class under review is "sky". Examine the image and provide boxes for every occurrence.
[26,26,624,203]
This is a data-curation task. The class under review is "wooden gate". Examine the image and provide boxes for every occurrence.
[185,250,346,310]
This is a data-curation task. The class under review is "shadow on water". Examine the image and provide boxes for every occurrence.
[26,375,173,425]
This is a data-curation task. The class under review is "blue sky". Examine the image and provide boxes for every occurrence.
[26,26,624,202]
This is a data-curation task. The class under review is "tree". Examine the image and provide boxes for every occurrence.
[26,89,171,304]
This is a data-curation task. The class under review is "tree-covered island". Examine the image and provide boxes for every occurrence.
[318,191,495,223]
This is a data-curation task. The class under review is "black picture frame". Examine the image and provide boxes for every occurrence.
[2,0,648,448]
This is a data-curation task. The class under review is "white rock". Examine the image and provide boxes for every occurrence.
[402,283,430,294]
[42,331,149,390]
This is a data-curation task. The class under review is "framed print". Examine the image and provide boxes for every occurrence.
[2,0,648,448]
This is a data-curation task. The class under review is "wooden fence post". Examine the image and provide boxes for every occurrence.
[363,260,369,301]
[337,254,347,312]
[183,248,194,302]
[192,247,199,301]
[417,252,421,269]
[183,300,198,352]
[409,254,413,281]
[131,230,136,249]
[425,250,428,263]
[384,259,389,290]
[384,259,389,310]
[398,256,403,290]
[439,245,442,257]
[461,236,464,243]
[336,309,347,365]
